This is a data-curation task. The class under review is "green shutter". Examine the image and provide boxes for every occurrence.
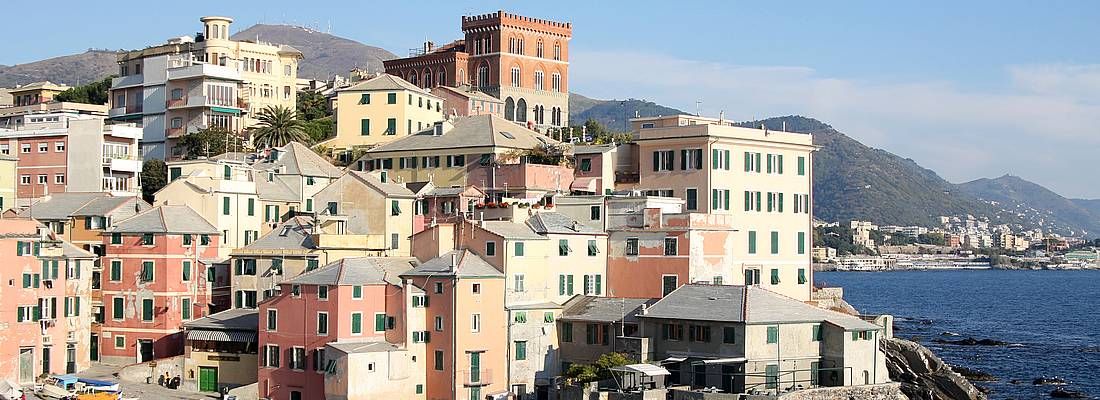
[767,154,772,173]
[812,324,822,341]
[771,269,780,285]
[595,275,602,295]
[771,231,779,254]
[777,155,784,174]
[247,198,255,216]
[748,231,757,254]
[559,275,565,295]
[22,273,30,288]
[798,268,807,284]
[142,261,154,282]
[767,326,778,343]
[558,239,568,256]
[515,242,524,256]
[113,297,123,319]
[798,232,806,254]
[183,234,192,246]
[111,233,121,244]
[207,266,216,282]
[142,298,153,321]
[361,119,371,135]
[374,313,385,332]
[222,197,230,215]
[352,285,362,298]
[391,200,400,216]
[16,242,22,256]
[360,93,370,104]
[798,156,806,175]
[110,261,121,281]
[755,152,762,172]
[767,193,773,212]
[652,151,660,172]
[723,190,730,210]
[17,307,24,322]
[778,193,784,212]
[183,261,192,281]
[515,341,526,360]
[567,275,574,295]
[756,192,762,212]
[852,331,860,340]
[744,152,751,171]
[744,191,751,211]
[724,150,731,170]
[712,149,719,169]
[712,189,719,211]
[587,240,597,256]
[182,298,191,320]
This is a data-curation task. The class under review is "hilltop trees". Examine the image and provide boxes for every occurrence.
[54,76,114,104]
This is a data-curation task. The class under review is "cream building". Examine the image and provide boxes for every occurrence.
[630,115,816,301]
[327,74,444,153]
[0,154,15,211]
[110,16,302,159]
[311,170,418,257]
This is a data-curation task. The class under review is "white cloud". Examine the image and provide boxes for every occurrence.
[571,50,1100,198]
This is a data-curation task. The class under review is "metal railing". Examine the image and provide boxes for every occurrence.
[461,369,492,386]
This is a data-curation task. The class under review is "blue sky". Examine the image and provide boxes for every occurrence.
[5,1,1100,197]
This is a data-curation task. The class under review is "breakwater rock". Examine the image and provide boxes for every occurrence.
[882,338,986,400]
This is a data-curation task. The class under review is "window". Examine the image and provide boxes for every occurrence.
[767,326,779,344]
[264,345,281,368]
[291,284,300,297]
[534,71,544,90]
[745,269,761,285]
[359,93,370,104]
[583,274,602,295]
[712,189,731,211]
[140,261,154,282]
[222,196,230,215]
[680,149,703,170]
[558,239,570,256]
[55,142,65,152]
[386,118,397,135]
[182,298,192,320]
[794,194,810,214]
[561,322,574,342]
[686,188,698,210]
[412,331,431,343]
[625,238,639,256]
[115,336,125,349]
[20,175,30,185]
[141,298,153,321]
[38,143,48,153]
[182,260,191,281]
[586,323,609,345]
[664,237,678,256]
[771,269,781,285]
[38,174,47,184]
[514,274,525,292]
[748,231,757,254]
[387,92,396,104]
[485,241,496,256]
[317,312,329,335]
[558,274,574,295]
[744,152,762,172]
[109,260,122,281]
[798,156,807,175]
[511,67,521,87]
[471,313,481,332]
[267,309,278,331]
[551,73,561,92]
[374,313,386,332]
[812,324,822,341]
[513,242,525,257]
[434,350,444,371]
[712,149,731,170]
[112,297,124,320]
[652,150,674,171]
[661,323,684,341]
[514,341,527,360]
[472,283,481,294]
[689,325,712,342]
[587,240,598,257]
[766,364,779,390]
[798,232,806,255]
[514,311,527,324]
[771,231,780,254]
[662,275,678,296]
[766,153,784,174]
[723,326,737,344]
[579,158,591,172]
[318,285,329,300]
[798,268,808,285]
[21,144,30,153]
[434,282,443,294]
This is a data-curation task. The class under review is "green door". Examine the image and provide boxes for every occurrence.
[470,352,481,383]
[198,367,218,392]
[89,334,99,362]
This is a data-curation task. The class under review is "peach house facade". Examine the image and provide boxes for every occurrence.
[99,205,220,365]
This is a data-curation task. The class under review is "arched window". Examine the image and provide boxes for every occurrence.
[438,68,447,87]
[518,38,525,55]
[551,73,562,92]
[477,64,490,89]
[504,98,515,121]
[516,98,527,122]
[482,37,490,53]
[423,68,433,88]
[553,42,561,60]
[537,39,544,58]
[409,72,418,86]
[511,67,521,87]
[458,68,465,85]
[534,71,544,91]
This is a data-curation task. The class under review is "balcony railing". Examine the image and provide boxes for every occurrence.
[461,369,492,386]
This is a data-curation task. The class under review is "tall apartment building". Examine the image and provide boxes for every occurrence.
[110,16,302,159]
[384,11,571,129]
[629,115,816,301]
[0,219,96,383]
[0,113,143,200]
[99,205,220,364]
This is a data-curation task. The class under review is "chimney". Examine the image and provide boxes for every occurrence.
[449,252,458,272]
[424,40,435,53]
[640,303,648,315]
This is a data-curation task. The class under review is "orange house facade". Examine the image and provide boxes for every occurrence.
[98,205,220,365]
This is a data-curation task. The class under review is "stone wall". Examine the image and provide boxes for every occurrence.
[778,383,907,400]
[117,355,184,385]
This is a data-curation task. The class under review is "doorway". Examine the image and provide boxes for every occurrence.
[137,340,154,363]
[198,367,218,392]
[19,348,34,383]
[90,334,99,362]
[42,347,51,375]
[535,385,549,400]
[66,345,77,374]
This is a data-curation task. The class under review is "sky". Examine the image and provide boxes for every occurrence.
[4,0,1100,197]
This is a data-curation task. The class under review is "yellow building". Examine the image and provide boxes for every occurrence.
[328,74,444,152]
[0,154,15,212]
[8,81,70,106]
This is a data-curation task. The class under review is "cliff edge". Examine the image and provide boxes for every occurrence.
[882,338,986,400]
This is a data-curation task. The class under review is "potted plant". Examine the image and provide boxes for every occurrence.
[532,204,542,209]
[500,202,511,207]
[475,203,485,209]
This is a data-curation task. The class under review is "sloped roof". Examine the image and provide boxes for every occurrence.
[183,308,258,331]
[401,250,503,278]
[60,241,96,259]
[405,181,433,195]
[17,192,111,220]
[71,196,150,217]
[641,285,879,330]
[527,212,603,235]
[348,171,416,198]
[339,73,430,95]
[238,216,315,252]
[573,144,617,155]
[106,205,218,234]
[209,152,253,163]
[255,174,301,202]
[366,114,559,154]
[327,340,401,354]
[259,142,342,178]
[479,220,546,240]
[561,296,656,323]
[432,85,502,103]
[283,257,417,286]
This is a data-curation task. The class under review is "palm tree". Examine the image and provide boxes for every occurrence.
[250,105,309,148]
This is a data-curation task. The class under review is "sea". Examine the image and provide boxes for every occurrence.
[815,270,1100,400]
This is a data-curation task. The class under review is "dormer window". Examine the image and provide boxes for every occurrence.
[280,226,292,236]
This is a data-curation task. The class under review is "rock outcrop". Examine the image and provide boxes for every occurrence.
[881,338,986,400]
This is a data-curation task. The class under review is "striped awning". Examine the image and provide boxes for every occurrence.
[186,329,256,343]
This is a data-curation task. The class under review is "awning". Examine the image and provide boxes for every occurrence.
[570,177,600,193]
[659,357,687,364]
[694,357,747,365]
[611,363,671,377]
[186,329,257,343]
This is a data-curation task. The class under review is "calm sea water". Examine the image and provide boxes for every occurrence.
[816,270,1100,400]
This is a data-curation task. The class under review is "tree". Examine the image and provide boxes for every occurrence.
[140,159,167,203]
[918,232,946,246]
[249,105,309,148]
[563,352,632,384]
[301,116,335,143]
[54,76,114,105]
[296,90,331,121]
[575,118,632,145]
[178,127,245,159]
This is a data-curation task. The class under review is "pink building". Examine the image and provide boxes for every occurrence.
[99,205,220,364]
[0,218,96,383]
[257,257,417,400]
[408,183,484,234]
[432,85,505,118]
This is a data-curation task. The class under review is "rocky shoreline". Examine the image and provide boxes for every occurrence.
[882,337,987,400]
